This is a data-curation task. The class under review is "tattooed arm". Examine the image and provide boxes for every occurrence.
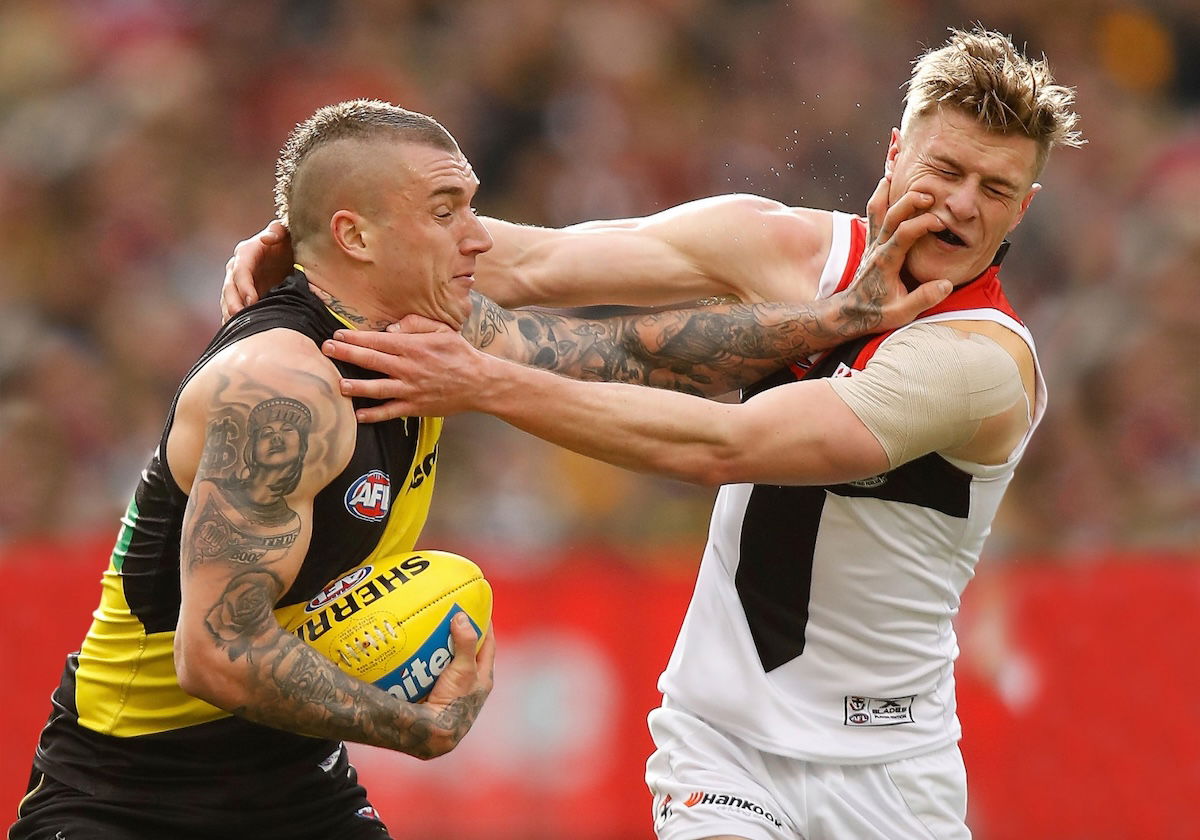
[460,180,951,394]
[168,329,494,759]
[315,185,945,487]
[459,263,944,397]
[321,182,952,423]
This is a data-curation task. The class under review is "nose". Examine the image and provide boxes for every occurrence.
[943,176,981,222]
[461,212,494,257]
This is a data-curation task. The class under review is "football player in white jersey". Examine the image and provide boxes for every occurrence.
[224,26,1081,840]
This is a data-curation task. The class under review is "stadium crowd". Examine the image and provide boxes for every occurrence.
[1,0,1197,561]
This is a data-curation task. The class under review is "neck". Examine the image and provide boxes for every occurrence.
[304,272,394,331]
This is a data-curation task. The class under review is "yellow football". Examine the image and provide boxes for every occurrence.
[273,550,491,702]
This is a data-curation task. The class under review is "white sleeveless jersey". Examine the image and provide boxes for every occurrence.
[658,211,1047,764]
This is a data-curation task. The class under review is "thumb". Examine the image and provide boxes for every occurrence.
[261,220,288,243]
[425,612,481,704]
[448,610,480,658]
[907,279,952,314]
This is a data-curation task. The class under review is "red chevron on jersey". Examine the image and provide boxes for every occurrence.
[790,216,1021,378]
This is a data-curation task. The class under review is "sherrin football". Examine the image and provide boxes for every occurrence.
[273,550,491,702]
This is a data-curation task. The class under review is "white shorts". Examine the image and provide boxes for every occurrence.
[645,705,970,840]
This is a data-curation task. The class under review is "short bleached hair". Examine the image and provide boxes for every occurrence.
[902,26,1084,175]
[274,99,459,241]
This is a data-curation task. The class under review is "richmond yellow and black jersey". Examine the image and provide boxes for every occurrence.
[32,271,443,796]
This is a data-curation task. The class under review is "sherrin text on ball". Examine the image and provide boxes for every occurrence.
[274,550,492,702]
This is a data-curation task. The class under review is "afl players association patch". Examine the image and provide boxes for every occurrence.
[345,470,391,521]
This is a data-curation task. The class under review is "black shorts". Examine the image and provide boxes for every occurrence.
[10,745,392,840]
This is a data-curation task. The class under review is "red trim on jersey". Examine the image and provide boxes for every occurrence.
[838,215,869,292]
[787,218,871,378]
[831,216,1025,371]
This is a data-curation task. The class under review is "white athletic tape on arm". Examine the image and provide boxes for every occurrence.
[828,323,1024,469]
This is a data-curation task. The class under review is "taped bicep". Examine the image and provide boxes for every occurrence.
[827,323,1024,469]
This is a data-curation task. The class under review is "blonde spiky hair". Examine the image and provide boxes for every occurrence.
[902,26,1084,174]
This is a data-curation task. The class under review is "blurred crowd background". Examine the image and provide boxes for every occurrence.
[1,0,1197,559]
[3,2,1199,836]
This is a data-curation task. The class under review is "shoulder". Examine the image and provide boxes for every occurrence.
[929,318,1037,410]
[190,329,348,404]
[879,323,1020,389]
[831,323,1028,468]
[170,328,357,495]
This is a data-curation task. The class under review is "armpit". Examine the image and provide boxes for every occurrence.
[827,323,1024,468]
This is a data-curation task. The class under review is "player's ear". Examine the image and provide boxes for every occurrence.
[1008,183,1042,233]
[330,210,371,263]
[884,127,902,177]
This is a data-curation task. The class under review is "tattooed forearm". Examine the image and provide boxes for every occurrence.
[464,292,853,396]
[204,564,485,757]
[234,623,487,758]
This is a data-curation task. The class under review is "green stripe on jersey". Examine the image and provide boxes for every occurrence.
[111,496,140,572]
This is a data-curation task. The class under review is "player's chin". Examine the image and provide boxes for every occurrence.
[906,244,976,287]
[442,288,473,330]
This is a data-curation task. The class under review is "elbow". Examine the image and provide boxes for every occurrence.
[175,635,246,711]
[694,456,744,487]
[478,264,536,309]
[659,443,746,487]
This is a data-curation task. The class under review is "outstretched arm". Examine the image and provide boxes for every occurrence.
[473,194,832,308]
[320,321,1030,488]
[463,187,944,392]
[323,330,891,487]
[220,195,830,321]
[324,183,949,419]
[461,294,845,395]
[170,330,494,759]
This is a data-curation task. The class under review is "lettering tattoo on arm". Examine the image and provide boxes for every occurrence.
[463,292,846,396]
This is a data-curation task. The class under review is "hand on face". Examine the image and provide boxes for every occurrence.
[843,176,953,328]
[321,320,485,423]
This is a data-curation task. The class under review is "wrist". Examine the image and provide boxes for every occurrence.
[824,287,878,339]
[470,352,510,413]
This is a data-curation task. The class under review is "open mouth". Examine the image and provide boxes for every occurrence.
[934,228,966,247]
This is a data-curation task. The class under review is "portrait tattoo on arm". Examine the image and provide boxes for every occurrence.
[187,396,313,568]
[463,292,841,396]
[181,368,486,755]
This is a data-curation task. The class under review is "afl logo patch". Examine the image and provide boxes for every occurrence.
[345,470,391,521]
[306,565,372,612]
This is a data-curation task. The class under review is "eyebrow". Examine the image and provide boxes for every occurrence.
[429,185,467,200]
[931,154,1021,193]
